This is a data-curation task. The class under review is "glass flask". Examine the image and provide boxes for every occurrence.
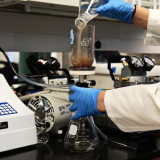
[64,115,99,153]
[70,25,95,68]
[75,0,106,29]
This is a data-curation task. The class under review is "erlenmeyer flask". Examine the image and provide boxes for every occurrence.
[64,115,99,153]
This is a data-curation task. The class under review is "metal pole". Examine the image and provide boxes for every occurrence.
[79,75,85,83]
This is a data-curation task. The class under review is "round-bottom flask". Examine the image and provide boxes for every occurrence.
[64,116,99,153]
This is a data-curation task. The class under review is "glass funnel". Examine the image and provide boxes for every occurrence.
[70,25,95,68]
[64,115,99,153]
[75,0,106,29]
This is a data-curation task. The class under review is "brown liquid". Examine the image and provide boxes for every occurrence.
[71,28,93,68]
[71,57,93,68]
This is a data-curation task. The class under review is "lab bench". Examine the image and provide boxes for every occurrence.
[1,129,160,160]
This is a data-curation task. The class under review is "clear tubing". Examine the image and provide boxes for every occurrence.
[95,124,108,141]
[19,74,72,88]
[89,116,108,141]
[95,123,136,149]
[19,90,50,101]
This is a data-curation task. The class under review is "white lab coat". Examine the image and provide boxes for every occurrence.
[105,9,160,132]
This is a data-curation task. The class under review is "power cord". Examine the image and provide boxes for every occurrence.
[0,47,72,88]
[0,47,44,79]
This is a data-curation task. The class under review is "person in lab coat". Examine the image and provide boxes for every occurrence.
[69,0,160,133]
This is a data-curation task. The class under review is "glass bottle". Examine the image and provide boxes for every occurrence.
[64,115,99,153]
[75,0,106,29]
[70,25,95,68]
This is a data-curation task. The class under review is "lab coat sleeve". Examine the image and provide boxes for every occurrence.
[105,83,160,132]
[144,9,160,46]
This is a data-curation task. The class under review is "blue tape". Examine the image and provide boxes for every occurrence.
[70,30,74,45]
[112,67,116,73]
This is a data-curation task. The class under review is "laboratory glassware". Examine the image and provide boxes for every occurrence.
[70,25,95,68]
[64,115,99,153]
[75,0,106,29]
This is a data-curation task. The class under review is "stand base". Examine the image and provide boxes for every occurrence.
[69,67,95,75]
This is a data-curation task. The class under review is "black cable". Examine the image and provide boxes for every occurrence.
[0,47,73,88]
[22,75,45,78]
[0,47,44,79]
[0,47,20,77]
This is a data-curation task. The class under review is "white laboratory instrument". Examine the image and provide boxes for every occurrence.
[0,74,37,152]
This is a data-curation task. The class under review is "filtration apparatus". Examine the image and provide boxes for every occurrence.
[63,25,100,153]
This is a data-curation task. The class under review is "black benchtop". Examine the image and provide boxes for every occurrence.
[1,128,160,160]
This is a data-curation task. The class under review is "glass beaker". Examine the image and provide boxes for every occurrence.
[70,25,95,68]
[75,0,106,29]
[64,115,99,153]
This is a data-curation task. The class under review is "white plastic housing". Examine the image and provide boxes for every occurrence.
[0,74,37,152]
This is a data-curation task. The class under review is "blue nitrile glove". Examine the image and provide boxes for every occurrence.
[69,86,103,121]
[96,0,134,23]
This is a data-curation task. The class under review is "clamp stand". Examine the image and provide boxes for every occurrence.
[69,67,96,88]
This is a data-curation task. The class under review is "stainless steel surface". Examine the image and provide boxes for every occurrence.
[79,75,85,83]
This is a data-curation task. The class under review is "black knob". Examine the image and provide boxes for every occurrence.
[89,80,96,86]
[95,41,102,49]
[48,57,60,69]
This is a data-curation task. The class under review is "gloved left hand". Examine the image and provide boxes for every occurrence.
[69,86,103,121]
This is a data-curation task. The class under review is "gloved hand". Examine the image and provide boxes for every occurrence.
[96,0,134,23]
[69,86,103,121]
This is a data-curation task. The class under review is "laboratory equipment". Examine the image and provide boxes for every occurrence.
[64,115,99,153]
[0,74,37,152]
[127,55,144,71]
[71,25,95,68]
[94,55,157,130]
[24,56,74,134]
[113,55,156,88]
[75,0,105,29]
[142,55,156,71]
[69,24,96,87]
[28,87,72,134]
[87,51,160,89]
[67,22,101,153]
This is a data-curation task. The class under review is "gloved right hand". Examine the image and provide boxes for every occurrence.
[96,0,134,23]
[69,86,103,121]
